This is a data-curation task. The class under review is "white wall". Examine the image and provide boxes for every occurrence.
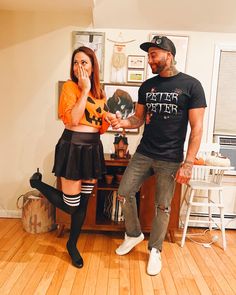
[0,10,92,216]
[1,10,236,216]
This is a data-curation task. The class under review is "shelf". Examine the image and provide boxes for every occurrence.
[97,183,119,190]
[104,153,130,167]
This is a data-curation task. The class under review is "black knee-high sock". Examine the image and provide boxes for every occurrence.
[81,182,95,196]
[67,195,90,260]
[67,182,94,244]
[30,178,80,215]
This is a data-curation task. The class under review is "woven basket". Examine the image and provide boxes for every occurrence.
[17,190,56,234]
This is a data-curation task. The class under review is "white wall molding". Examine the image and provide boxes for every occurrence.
[0,210,21,218]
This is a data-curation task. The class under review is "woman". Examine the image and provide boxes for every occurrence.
[30,46,110,268]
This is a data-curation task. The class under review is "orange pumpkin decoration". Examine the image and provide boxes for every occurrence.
[194,157,205,165]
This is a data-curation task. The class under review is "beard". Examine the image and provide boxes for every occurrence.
[150,58,167,75]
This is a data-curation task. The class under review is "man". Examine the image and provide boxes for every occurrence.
[109,35,207,276]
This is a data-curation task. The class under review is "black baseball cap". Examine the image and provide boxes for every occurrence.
[140,35,176,57]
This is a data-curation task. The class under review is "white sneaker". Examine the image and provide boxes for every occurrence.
[147,248,162,276]
[115,233,144,255]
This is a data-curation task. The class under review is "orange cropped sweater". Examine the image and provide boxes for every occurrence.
[58,80,110,134]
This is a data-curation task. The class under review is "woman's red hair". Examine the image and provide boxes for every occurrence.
[70,46,103,99]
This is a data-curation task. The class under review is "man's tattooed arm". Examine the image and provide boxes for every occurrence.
[125,115,144,128]
[110,103,146,130]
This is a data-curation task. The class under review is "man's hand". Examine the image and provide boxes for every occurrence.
[105,112,116,124]
[175,162,193,184]
[109,111,122,130]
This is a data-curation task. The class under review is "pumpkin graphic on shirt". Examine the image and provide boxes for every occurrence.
[84,96,108,126]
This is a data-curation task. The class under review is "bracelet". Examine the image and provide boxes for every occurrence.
[181,160,194,168]
[184,160,194,165]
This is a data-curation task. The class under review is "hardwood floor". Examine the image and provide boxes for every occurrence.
[0,218,236,295]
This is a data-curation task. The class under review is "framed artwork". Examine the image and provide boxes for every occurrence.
[103,83,140,133]
[72,31,105,80]
[127,55,145,69]
[57,81,65,118]
[58,80,64,96]
[146,34,189,79]
[127,69,144,83]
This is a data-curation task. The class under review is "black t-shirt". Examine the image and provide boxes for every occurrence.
[136,72,207,162]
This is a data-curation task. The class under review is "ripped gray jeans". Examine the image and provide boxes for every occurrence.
[118,152,180,251]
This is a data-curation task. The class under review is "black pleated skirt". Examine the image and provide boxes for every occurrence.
[52,129,106,180]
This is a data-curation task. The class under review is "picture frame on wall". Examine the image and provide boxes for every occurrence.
[146,34,189,79]
[72,31,105,80]
[103,83,140,133]
[127,69,144,83]
[57,81,65,118]
[127,55,145,69]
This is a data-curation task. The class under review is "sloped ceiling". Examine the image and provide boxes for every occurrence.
[1,0,236,33]
[93,0,236,33]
